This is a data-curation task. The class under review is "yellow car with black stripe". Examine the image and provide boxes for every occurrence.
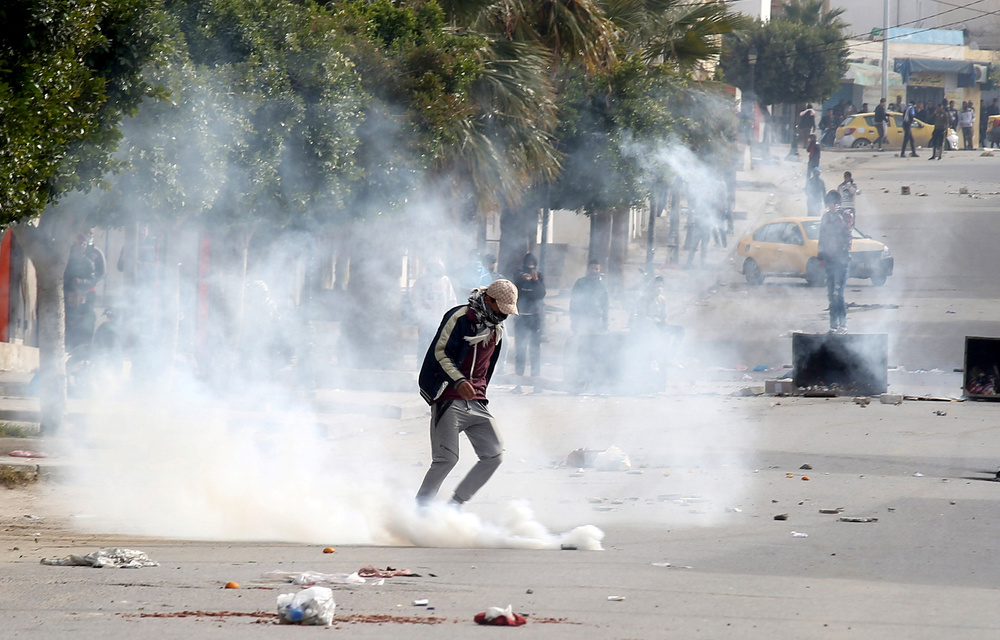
[835,111,958,150]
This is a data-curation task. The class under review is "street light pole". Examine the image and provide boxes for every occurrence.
[881,0,889,102]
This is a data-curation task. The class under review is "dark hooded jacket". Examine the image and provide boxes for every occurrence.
[418,303,503,405]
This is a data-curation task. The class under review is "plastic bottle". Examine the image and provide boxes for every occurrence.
[276,586,336,626]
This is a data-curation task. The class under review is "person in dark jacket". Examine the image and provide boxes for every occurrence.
[818,190,852,333]
[513,253,546,384]
[416,279,518,508]
[805,167,826,217]
[569,260,609,390]
[873,98,888,151]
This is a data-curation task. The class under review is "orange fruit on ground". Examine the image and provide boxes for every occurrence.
[323,547,336,554]
[224,581,239,589]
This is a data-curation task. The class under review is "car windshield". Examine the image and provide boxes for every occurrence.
[803,220,820,239]
[802,219,869,240]
[839,116,855,127]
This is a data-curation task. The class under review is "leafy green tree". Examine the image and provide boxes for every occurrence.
[0,0,168,432]
[720,4,848,153]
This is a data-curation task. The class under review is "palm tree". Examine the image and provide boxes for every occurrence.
[779,0,847,30]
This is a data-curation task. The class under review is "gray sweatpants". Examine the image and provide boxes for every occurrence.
[415,399,503,504]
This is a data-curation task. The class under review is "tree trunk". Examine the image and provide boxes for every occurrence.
[498,201,538,281]
[608,207,628,292]
[13,205,84,435]
[35,255,67,435]
[588,212,611,267]
[668,188,681,264]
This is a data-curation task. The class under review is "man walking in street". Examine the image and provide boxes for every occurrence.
[513,253,546,389]
[416,279,519,508]
[837,171,859,228]
[805,167,825,217]
[818,190,852,333]
[959,101,976,150]
[570,260,609,391]
[985,99,999,148]
[930,105,948,160]
[873,98,889,151]
[806,133,820,176]
[900,100,918,157]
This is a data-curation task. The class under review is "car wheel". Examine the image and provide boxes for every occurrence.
[744,258,764,285]
[870,267,888,286]
[851,138,872,149]
[805,258,826,287]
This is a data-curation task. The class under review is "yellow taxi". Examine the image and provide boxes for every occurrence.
[834,112,958,150]
[737,217,893,286]
[986,114,1000,146]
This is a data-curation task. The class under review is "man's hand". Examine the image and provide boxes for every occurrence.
[457,381,477,400]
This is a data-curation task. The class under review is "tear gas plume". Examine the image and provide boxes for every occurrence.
[44,70,771,550]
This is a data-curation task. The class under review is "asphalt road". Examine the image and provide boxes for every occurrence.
[3,150,1000,639]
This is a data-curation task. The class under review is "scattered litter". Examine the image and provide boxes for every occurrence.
[224,581,240,589]
[593,445,631,471]
[526,589,534,594]
[560,544,578,551]
[801,476,810,481]
[800,464,813,470]
[474,604,526,626]
[900,186,910,195]
[725,507,742,513]
[854,397,871,407]
[880,394,903,405]
[607,596,626,601]
[23,514,39,520]
[752,365,768,372]
[982,150,995,157]
[946,310,956,314]
[913,472,924,477]
[358,566,419,578]
[652,562,692,569]
[262,570,365,585]
[786,473,794,478]
[8,450,47,458]
[413,599,429,606]
[277,586,335,626]
[774,513,789,521]
[839,517,878,523]
[819,508,844,514]
[934,410,947,416]
[790,531,809,538]
[959,186,969,194]
[40,548,159,569]
[566,449,599,468]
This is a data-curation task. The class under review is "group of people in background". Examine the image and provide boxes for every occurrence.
[815,95,1000,151]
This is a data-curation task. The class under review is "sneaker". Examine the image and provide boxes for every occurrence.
[834,326,848,334]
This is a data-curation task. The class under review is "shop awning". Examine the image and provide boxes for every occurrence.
[893,58,977,85]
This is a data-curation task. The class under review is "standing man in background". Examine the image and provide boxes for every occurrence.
[513,253,546,391]
[818,190,852,334]
[900,100,918,157]
[873,98,888,152]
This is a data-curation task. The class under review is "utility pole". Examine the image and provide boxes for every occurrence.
[881,0,889,102]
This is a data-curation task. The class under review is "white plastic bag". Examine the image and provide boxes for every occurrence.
[276,586,336,626]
